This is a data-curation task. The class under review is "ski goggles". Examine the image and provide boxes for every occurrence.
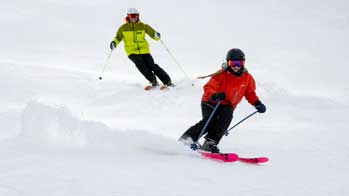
[228,60,245,67]
[128,14,139,19]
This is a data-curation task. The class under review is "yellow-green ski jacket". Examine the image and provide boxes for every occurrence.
[113,21,160,56]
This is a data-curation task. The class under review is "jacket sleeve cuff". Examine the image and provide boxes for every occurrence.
[113,38,120,45]
[253,100,261,106]
[154,34,160,41]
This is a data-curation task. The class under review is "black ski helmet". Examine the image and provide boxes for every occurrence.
[226,48,245,61]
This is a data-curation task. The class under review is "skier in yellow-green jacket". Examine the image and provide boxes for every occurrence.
[110,8,174,88]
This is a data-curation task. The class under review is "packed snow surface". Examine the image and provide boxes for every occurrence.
[1,0,349,195]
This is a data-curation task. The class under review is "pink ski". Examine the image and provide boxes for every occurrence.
[238,157,269,163]
[199,151,269,164]
[199,151,239,162]
[144,85,154,90]
[159,85,169,90]
[144,85,169,91]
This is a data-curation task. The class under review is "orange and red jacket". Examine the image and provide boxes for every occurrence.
[201,69,259,108]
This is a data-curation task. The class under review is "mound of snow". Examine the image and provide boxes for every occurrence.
[17,100,186,155]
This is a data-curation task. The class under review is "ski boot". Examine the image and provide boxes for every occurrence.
[200,139,220,153]
[166,82,175,87]
[151,81,159,87]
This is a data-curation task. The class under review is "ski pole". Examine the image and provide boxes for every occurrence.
[160,40,194,86]
[191,101,221,150]
[98,50,113,80]
[225,111,258,136]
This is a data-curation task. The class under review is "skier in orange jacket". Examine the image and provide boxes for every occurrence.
[179,48,266,153]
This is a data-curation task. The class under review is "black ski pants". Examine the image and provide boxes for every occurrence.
[180,102,234,145]
[128,53,171,85]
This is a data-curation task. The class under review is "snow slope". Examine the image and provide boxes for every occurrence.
[1,0,349,195]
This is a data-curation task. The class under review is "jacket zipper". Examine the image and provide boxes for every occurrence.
[131,23,141,54]
[231,77,242,105]
[232,91,238,105]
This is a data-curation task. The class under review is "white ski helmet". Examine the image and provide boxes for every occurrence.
[127,8,139,15]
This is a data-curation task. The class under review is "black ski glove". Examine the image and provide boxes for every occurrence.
[210,92,226,101]
[254,100,266,113]
[110,41,116,50]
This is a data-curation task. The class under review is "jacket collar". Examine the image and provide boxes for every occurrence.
[227,66,247,77]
